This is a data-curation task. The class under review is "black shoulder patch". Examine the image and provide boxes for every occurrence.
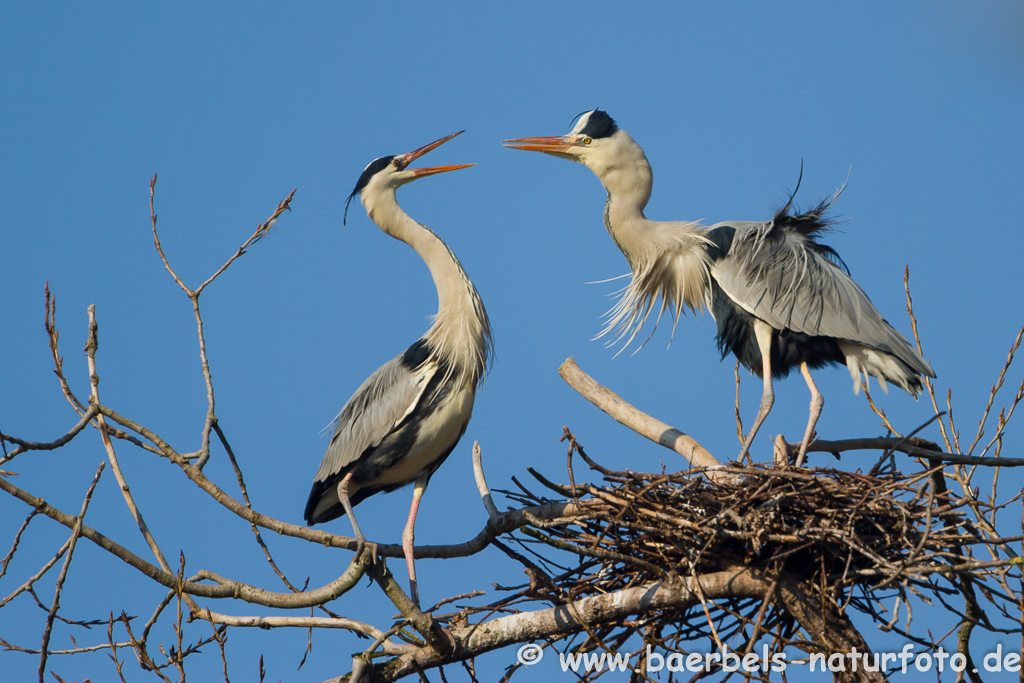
[703,225,736,261]
[580,109,618,139]
[400,338,432,370]
[344,155,395,224]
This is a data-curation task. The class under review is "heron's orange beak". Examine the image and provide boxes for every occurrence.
[398,131,473,177]
[399,131,464,167]
[502,135,583,154]
[410,163,476,177]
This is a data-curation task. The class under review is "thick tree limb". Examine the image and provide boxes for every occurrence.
[558,358,726,478]
[350,569,889,683]
[774,576,886,683]
[358,568,771,682]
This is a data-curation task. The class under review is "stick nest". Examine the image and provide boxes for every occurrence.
[502,457,976,613]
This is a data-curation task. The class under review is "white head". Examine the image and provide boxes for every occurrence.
[504,110,652,207]
[345,131,474,225]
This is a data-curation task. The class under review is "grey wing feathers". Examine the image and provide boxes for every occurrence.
[711,222,933,377]
[314,353,436,483]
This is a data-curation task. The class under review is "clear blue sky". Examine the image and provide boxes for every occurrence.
[3,3,1023,681]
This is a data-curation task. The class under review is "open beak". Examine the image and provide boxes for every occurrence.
[399,131,474,177]
[410,163,475,177]
[502,135,583,154]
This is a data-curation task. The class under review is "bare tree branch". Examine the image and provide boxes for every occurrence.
[805,437,1024,467]
[370,568,770,682]
[38,462,104,683]
[0,406,99,465]
[148,175,296,469]
[472,441,499,520]
[558,357,725,477]
[85,305,201,615]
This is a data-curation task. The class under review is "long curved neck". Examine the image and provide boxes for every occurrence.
[587,133,711,327]
[363,191,491,387]
[587,133,661,268]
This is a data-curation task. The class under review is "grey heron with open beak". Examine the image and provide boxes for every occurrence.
[305,131,492,606]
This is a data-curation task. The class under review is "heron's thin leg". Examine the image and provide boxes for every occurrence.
[795,362,823,467]
[337,472,366,555]
[739,321,775,461]
[402,475,429,609]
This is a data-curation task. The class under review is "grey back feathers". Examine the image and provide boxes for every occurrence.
[707,199,933,389]
[314,349,434,483]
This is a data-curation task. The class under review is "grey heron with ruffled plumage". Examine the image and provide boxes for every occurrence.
[505,110,933,464]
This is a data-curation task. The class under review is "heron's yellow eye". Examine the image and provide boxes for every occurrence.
[392,158,402,167]
[583,137,592,145]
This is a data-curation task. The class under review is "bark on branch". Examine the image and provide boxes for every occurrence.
[558,357,727,478]
[358,568,771,682]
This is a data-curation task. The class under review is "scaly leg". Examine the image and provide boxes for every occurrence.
[739,321,776,462]
[337,472,366,556]
[795,361,823,467]
[402,475,429,609]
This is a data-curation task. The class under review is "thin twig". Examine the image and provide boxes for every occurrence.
[44,284,87,415]
[0,510,40,582]
[806,437,1024,467]
[0,406,99,465]
[148,176,295,469]
[965,322,1024,457]
[85,305,200,613]
[38,462,104,683]
[0,535,73,610]
[904,266,953,454]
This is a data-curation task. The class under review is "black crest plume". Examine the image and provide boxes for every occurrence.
[579,109,618,139]
[344,155,395,225]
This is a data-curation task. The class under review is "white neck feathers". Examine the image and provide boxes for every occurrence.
[587,132,711,349]
[363,190,492,387]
